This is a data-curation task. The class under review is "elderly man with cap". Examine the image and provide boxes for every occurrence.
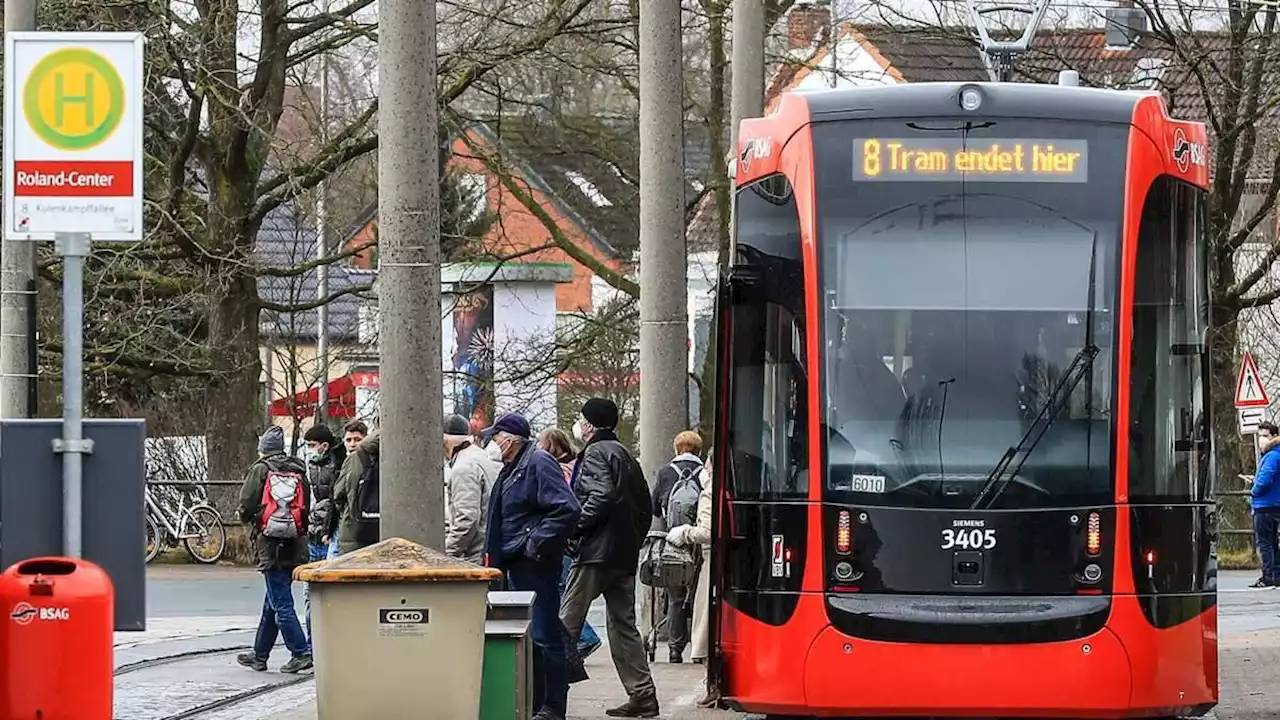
[563,398,659,717]
[443,413,498,565]
[481,412,582,720]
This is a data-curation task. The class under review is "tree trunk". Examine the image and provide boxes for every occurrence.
[1209,306,1251,554]
[203,276,264,518]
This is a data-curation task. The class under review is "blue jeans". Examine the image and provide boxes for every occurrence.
[560,555,599,649]
[1256,510,1280,580]
[506,558,568,716]
[253,568,310,660]
[304,542,328,646]
[327,533,340,559]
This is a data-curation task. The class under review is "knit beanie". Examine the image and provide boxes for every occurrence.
[258,425,285,454]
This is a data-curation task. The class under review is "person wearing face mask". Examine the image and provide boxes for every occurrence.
[301,424,343,646]
[562,398,659,718]
[481,413,582,720]
[1249,422,1280,587]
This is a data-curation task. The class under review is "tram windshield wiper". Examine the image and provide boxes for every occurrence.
[969,233,1100,511]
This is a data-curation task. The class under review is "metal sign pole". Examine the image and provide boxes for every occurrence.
[53,232,93,557]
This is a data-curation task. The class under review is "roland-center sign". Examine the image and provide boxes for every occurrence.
[3,32,145,241]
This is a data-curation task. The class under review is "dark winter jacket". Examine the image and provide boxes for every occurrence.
[483,440,581,569]
[651,453,704,522]
[237,453,311,572]
[306,451,341,544]
[334,431,380,555]
[570,429,652,571]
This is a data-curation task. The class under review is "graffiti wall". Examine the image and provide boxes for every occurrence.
[449,284,496,434]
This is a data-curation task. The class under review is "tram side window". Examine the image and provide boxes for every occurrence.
[727,174,809,499]
[1129,176,1211,502]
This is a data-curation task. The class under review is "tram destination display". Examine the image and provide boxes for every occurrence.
[853,138,1088,183]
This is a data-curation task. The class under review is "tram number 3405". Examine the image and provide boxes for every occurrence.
[940,528,997,550]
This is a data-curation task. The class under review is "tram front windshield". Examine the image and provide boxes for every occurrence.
[812,118,1128,510]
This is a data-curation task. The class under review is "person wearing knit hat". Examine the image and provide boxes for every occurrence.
[562,397,660,716]
[235,425,313,674]
[443,413,497,565]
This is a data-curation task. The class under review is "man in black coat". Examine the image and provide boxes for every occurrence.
[560,398,659,718]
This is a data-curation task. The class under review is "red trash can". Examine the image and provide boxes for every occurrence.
[0,557,114,720]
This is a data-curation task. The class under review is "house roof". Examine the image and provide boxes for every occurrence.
[257,205,371,344]
[339,115,713,262]
[686,21,1275,251]
[469,114,713,260]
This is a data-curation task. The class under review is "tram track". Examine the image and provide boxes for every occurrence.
[114,645,253,676]
[114,634,315,720]
[157,675,313,720]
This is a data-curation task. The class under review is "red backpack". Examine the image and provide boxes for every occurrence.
[259,462,306,539]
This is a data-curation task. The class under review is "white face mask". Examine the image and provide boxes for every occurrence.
[573,418,591,443]
[306,446,326,463]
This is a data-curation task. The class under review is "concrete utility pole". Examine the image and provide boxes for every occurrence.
[1,0,39,420]
[730,0,767,154]
[315,5,332,428]
[377,0,443,547]
[638,0,688,478]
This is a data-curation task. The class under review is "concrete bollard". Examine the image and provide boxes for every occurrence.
[296,538,502,719]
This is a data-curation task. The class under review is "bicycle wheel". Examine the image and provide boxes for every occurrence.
[145,515,162,564]
[183,506,227,564]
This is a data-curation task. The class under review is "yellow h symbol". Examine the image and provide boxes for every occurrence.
[52,71,95,128]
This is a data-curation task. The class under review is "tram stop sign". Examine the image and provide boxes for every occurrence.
[1236,351,1271,435]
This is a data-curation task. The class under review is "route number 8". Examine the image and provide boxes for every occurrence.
[863,139,882,177]
[941,528,996,550]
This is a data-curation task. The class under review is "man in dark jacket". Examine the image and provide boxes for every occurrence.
[561,398,659,718]
[333,430,380,556]
[235,426,313,674]
[302,423,342,645]
[482,413,581,720]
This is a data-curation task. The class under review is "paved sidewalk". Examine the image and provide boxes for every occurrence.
[261,654,729,720]
[1218,628,1280,720]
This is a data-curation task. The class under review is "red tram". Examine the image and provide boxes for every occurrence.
[708,80,1217,718]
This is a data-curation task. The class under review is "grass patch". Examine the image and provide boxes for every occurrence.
[1219,546,1259,570]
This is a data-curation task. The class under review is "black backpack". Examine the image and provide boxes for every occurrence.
[353,449,380,545]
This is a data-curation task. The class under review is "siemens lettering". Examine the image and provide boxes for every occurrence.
[854,138,1089,182]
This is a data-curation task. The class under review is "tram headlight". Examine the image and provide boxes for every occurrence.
[836,510,852,555]
[959,86,983,112]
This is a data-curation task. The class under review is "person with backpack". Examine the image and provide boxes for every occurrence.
[561,398,659,718]
[333,429,381,556]
[235,426,314,674]
[665,449,720,707]
[650,430,704,664]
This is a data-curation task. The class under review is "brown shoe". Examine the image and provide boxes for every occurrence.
[604,693,660,718]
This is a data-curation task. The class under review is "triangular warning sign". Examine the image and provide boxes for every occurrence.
[1236,352,1271,408]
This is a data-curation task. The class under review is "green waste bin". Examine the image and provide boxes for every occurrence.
[481,590,535,720]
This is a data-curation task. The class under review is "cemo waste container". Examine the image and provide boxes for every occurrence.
[297,537,501,719]
[0,557,114,720]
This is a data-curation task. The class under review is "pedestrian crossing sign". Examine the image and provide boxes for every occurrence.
[1235,352,1270,408]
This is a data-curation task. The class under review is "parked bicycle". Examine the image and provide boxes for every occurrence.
[144,486,227,564]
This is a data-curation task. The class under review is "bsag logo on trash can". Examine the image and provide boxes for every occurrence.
[10,602,70,624]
